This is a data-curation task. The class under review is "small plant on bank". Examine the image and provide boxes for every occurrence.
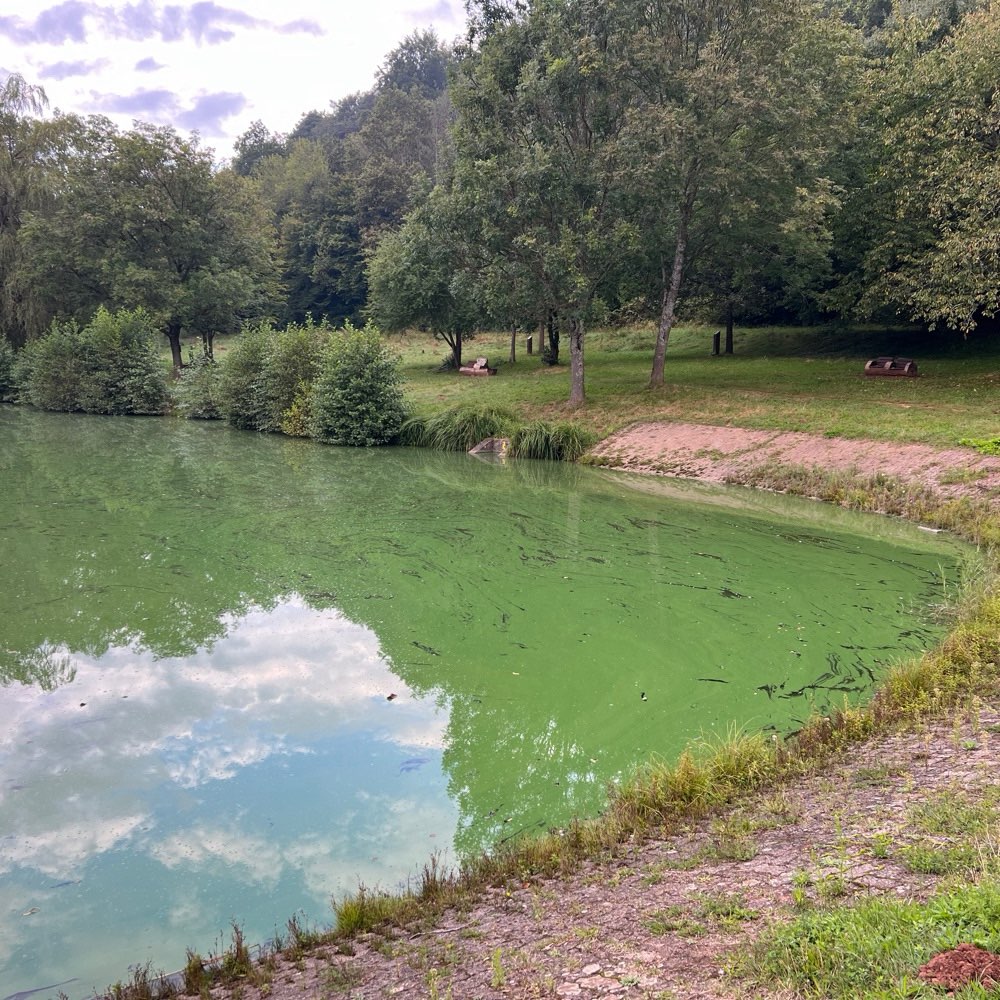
[311,323,406,446]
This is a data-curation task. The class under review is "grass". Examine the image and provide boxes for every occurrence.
[737,878,1000,998]
[395,323,1000,448]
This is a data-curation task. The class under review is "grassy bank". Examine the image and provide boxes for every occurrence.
[115,323,1000,998]
[395,323,1000,447]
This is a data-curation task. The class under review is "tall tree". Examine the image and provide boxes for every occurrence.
[255,139,365,324]
[21,122,281,368]
[618,0,859,386]
[0,75,72,347]
[453,0,639,406]
[847,9,1000,332]
[367,187,479,368]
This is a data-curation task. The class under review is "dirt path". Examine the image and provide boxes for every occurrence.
[205,423,1000,1000]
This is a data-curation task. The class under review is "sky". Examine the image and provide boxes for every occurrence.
[1,0,466,158]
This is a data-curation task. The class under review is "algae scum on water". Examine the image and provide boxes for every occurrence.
[0,409,967,997]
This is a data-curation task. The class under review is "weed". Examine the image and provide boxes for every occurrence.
[696,892,760,925]
[324,963,362,992]
[899,843,976,875]
[643,906,706,937]
[869,832,893,859]
[709,815,760,861]
[490,947,506,988]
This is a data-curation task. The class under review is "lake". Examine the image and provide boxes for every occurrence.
[0,408,967,998]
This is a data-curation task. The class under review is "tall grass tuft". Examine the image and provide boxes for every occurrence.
[510,421,595,461]
[420,405,518,451]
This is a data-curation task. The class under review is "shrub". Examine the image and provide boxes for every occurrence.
[14,320,87,410]
[311,323,406,446]
[13,308,169,415]
[0,337,17,401]
[216,323,272,430]
[260,321,329,432]
[174,353,223,419]
[77,307,169,415]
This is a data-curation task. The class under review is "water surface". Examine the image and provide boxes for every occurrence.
[0,409,966,997]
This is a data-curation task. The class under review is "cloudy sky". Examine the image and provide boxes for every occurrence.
[1,0,466,157]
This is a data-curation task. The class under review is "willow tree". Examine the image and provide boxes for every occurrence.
[0,74,71,346]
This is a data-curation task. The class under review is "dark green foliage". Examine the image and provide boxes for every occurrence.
[310,324,406,446]
[14,307,168,414]
[173,354,223,420]
[0,336,17,401]
[216,324,272,430]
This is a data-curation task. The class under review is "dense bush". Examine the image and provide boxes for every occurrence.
[215,324,271,430]
[174,353,223,419]
[14,308,168,414]
[213,321,331,432]
[0,337,18,401]
[260,322,329,433]
[311,323,406,446]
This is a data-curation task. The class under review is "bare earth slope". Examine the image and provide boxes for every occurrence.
[587,421,1000,503]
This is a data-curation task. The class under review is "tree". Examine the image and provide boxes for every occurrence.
[616,0,859,386]
[367,188,480,368]
[254,139,366,324]
[231,119,285,176]
[452,0,640,405]
[0,74,73,347]
[376,29,453,97]
[847,9,1000,332]
[20,122,281,369]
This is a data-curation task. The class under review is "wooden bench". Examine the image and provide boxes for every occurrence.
[459,356,497,376]
[864,356,919,377]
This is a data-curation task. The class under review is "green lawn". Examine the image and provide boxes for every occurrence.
[394,324,1000,447]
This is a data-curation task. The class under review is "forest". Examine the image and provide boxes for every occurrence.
[1,0,998,408]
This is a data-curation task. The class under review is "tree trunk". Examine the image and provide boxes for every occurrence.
[509,324,516,364]
[166,323,183,371]
[203,330,215,360]
[725,301,734,355]
[650,227,687,388]
[568,315,585,407]
[445,332,462,369]
[547,311,560,364]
